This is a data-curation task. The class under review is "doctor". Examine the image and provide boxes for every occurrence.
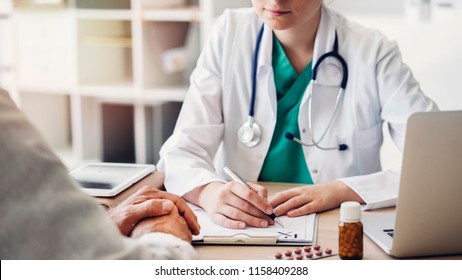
[158,0,438,229]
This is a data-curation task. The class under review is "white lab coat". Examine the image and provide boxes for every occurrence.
[158,6,438,210]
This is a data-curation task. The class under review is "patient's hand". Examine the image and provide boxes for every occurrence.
[108,185,200,237]
[130,207,193,243]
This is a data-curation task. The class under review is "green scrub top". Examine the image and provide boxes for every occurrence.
[258,35,313,184]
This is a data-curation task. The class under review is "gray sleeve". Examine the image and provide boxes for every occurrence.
[0,89,197,259]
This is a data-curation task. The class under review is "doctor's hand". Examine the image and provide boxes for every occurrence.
[269,181,365,217]
[108,185,200,237]
[183,181,275,229]
[130,206,193,243]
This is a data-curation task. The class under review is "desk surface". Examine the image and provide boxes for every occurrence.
[194,181,395,260]
[99,172,461,260]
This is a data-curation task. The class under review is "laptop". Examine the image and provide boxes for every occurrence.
[363,111,462,258]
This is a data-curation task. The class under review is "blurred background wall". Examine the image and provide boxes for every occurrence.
[1,0,461,171]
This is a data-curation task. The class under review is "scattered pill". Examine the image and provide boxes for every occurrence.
[274,252,282,259]
[284,250,292,256]
[305,252,313,258]
[325,248,332,254]
[313,245,321,250]
[286,257,293,260]
[294,248,302,254]
[296,255,304,260]
[303,246,311,252]
[315,250,323,256]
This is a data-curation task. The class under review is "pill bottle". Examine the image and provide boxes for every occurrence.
[339,201,363,260]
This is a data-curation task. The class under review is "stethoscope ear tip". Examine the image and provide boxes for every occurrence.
[284,132,295,140]
[339,144,348,151]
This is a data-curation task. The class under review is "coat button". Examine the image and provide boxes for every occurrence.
[302,128,306,133]
[311,168,318,174]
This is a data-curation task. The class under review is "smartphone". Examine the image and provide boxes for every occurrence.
[70,162,156,197]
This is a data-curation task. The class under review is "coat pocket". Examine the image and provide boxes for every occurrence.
[354,122,383,174]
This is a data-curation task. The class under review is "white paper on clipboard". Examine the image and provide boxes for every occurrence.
[189,203,318,245]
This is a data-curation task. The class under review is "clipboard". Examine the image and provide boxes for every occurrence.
[189,203,318,245]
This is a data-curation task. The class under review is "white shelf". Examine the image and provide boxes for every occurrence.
[80,36,132,48]
[4,0,250,166]
[78,85,188,103]
[18,87,73,95]
[142,6,201,22]
[76,9,132,20]
[143,87,188,102]
[79,83,135,97]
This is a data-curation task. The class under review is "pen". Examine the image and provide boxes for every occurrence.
[223,166,284,228]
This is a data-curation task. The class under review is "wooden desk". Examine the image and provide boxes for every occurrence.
[99,172,461,260]
[194,182,395,260]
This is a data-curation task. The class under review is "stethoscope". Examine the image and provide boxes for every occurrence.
[238,24,349,151]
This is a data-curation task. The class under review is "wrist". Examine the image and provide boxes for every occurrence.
[183,181,224,209]
[334,180,365,205]
[197,181,224,209]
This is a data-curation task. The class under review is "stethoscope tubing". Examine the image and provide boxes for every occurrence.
[240,23,348,151]
[312,31,349,90]
[249,23,265,118]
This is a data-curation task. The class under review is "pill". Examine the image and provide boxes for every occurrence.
[296,255,304,260]
[313,245,321,250]
[303,246,311,252]
[305,253,313,258]
[286,257,293,260]
[274,252,282,259]
[324,248,332,254]
[348,230,357,243]
[315,250,323,256]
[285,250,292,256]
[294,248,302,254]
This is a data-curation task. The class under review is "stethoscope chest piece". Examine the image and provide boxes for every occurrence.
[238,119,261,147]
[238,24,348,151]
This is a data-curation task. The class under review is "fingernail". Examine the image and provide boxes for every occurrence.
[260,220,268,227]
[239,222,246,229]
[265,206,273,214]
[162,201,173,211]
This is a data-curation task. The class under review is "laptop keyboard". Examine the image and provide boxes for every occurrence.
[383,229,394,238]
